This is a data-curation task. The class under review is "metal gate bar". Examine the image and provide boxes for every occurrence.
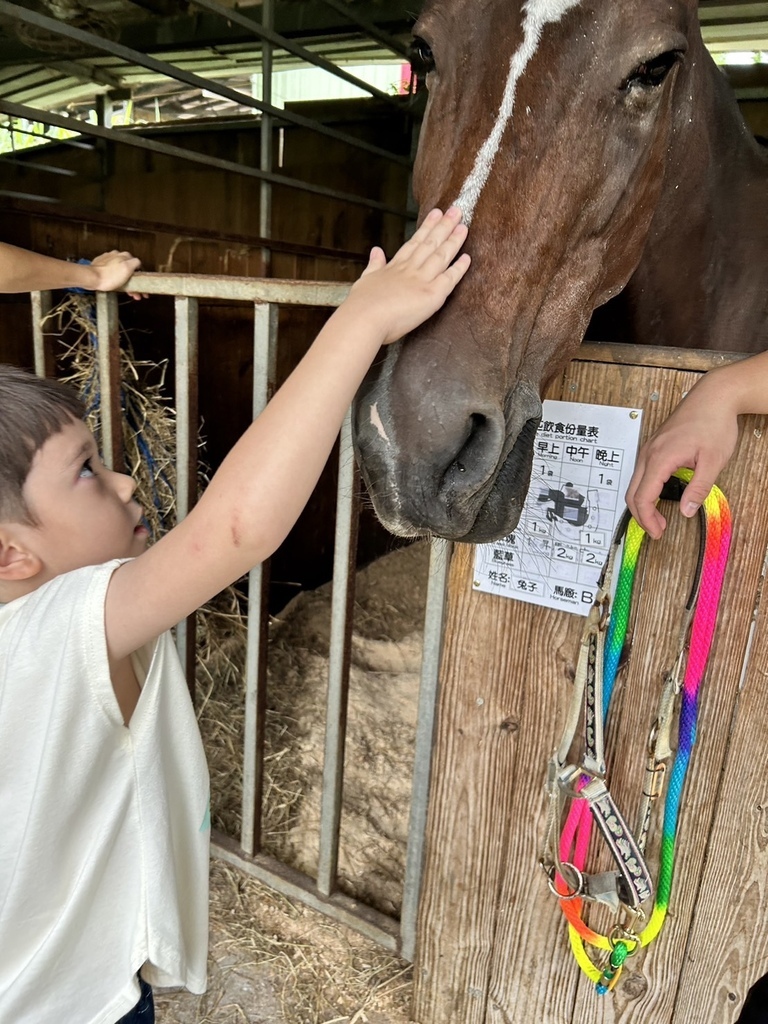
[317,412,361,896]
[242,302,279,857]
[174,296,200,686]
[400,537,452,963]
[29,271,448,959]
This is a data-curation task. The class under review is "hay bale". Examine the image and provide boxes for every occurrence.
[278,628,422,917]
[200,542,430,917]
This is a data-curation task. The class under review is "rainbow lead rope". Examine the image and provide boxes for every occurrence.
[541,469,732,993]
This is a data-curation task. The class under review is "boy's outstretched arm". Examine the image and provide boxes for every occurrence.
[106,207,470,659]
[626,348,768,539]
[0,242,140,293]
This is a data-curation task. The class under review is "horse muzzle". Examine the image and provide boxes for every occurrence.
[352,373,542,543]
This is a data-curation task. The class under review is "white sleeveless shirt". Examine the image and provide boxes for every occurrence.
[0,561,210,1024]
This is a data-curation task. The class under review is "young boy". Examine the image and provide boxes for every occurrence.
[0,207,470,1024]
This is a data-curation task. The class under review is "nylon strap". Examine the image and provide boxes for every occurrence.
[540,469,731,993]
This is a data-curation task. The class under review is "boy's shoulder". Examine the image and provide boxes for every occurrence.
[0,560,125,644]
[5,559,125,601]
[0,559,144,727]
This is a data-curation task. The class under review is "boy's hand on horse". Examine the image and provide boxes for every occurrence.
[346,206,470,345]
[103,208,471,663]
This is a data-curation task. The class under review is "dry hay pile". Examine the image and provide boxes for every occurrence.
[44,293,178,539]
[155,859,414,1024]
[200,540,430,918]
[192,539,430,1022]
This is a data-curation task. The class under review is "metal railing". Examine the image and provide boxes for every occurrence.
[31,270,449,961]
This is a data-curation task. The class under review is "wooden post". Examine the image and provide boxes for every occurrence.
[414,345,768,1023]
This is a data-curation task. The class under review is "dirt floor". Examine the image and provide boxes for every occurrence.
[155,860,414,1024]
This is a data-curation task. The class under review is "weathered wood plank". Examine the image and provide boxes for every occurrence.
[568,414,768,1023]
[578,342,746,372]
[487,363,708,1024]
[415,350,768,1024]
[414,553,539,1023]
[671,412,768,1021]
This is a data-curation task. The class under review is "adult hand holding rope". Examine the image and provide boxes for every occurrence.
[626,350,768,539]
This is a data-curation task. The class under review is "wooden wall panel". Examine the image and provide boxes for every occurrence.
[414,349,768,1024]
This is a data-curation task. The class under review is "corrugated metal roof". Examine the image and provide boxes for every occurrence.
[0,0,413,121]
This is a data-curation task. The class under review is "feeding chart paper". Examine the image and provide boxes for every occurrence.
[473,401,643,615]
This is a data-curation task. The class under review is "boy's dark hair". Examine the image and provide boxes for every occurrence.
[0,364,85,524]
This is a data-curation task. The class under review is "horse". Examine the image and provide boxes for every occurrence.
[351,0,768,544]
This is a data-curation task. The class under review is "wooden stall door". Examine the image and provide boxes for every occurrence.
[414,345,768,1024]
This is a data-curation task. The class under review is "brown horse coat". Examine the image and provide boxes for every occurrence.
[353,0,768,542]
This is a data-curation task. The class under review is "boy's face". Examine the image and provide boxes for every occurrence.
[15,416,149,580]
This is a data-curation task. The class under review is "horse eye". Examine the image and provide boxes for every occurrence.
[410,36,435,76]
[625,51,681,90]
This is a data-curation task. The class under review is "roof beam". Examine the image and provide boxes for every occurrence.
[698,1,768,47]
[0,98,411,218]
[48,59,124,90]
[0,3,415,68]
[318,0,411,59]
[699,2,768,18]
[126,0,189,13]
[0,1,411,167]
[176,0,405,107]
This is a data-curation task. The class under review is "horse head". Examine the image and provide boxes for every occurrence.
[353,0,727,542]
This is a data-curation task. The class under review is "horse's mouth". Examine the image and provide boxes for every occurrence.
[442,414,541,543]
[353,372,543,543]
[475,415,541,540]
[356,411,542,544]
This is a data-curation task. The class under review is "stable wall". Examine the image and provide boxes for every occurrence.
[0,99,410,258]
[415,343,768,1023]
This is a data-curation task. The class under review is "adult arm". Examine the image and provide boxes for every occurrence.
[0,243,140,294]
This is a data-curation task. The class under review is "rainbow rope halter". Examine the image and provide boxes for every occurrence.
[540,469,731,994]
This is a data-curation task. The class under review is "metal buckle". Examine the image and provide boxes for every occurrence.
[542,860,584,901]
[643,762,667,800]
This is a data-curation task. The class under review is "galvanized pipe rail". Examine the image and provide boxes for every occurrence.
[30,270,448,961]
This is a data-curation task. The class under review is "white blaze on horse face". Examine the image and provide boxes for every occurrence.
[455,0,583,223]
[370,402,391,444]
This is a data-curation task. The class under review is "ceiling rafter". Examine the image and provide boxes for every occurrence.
[0,2,765,125]
[0,0,413,165]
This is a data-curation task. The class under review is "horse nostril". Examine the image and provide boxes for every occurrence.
[442,411,504,495]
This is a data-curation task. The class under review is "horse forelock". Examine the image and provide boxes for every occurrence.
[455,0,583,224]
